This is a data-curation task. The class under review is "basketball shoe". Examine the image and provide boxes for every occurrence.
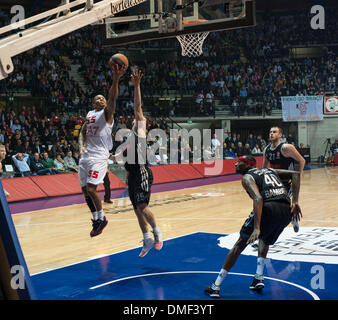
[139,237,154,258]
[249,276,264,291]
[204,282,220,298]
[153,231,163,251]
[90,217,108,237]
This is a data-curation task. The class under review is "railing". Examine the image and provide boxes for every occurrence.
[142,95,283,119]
[165,116,183,129]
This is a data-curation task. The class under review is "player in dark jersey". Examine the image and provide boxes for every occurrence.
[263,126,305,232]
[205,155,302,298]
[115,69,163,258]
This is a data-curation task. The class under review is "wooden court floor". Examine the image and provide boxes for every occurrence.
[12,167,338,275]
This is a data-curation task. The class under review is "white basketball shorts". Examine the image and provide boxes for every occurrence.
[78,157,108,187]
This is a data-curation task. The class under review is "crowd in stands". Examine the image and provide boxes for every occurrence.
[0,101,306,177]
[0,104,171,177]
[150,130,300,165]
[0,104,84,177]
[0,7,336,177]
[1,9,337,118]
[221,131,298,159]
[145,130,300,165]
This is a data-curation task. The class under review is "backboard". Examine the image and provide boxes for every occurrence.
[101,0,256,47]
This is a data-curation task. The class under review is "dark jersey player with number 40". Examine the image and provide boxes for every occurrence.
[246,168,290,203]
[204,155,302,298]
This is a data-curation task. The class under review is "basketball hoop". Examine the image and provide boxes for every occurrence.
[176,20,209,57]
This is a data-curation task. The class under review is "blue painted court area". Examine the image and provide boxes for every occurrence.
[31,232,337,300]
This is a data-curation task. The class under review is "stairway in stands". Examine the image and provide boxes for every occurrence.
[60,56,87,93]
[69,64,87,93]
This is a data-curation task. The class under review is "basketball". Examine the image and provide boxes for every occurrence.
[109,53,129,69]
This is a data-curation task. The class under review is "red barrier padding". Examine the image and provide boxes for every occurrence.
[97,171,126,191]
[149,165,178,184]
[190,159,237,177]
[2,177,47,202]
[30,173,83,197]
[3,157,264,203]
[163,163,203,181]
[31,172,125,196]
[4,171,125,202]
[108,171,127,189]
[255,156,263,167]
[191,156,264,177]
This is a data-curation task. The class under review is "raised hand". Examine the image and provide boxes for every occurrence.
[131,68,143,86]
[111,63,127,80]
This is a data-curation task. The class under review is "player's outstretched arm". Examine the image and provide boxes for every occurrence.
[131,69,146,136]
[273,168,297,180]
[262,146,269,168]
[274,169,301,201]
[282,144,306,173]
[290,170,302,220]
[131,69,144,121]
[106,64,126,125]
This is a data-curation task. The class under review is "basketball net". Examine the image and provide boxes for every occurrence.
[176,32,209,57]
[176,20,209,57]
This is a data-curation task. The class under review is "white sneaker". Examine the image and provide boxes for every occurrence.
[139,238,154,258]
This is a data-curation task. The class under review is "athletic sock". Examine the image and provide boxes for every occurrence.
[92,211,99,220]
[85,196,96,213]
[255,257,265,279]
[214,268,228,286]
[153,226,161,234]
[143,232,151,240]
[97,210,105,221]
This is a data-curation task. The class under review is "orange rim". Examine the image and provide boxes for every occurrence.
[182,19,208,25]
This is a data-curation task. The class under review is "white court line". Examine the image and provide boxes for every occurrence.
[89,270,320,300]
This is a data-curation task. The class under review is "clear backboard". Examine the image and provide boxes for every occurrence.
[101,0,256,47]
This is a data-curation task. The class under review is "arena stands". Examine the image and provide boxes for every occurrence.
[0,8,337,182]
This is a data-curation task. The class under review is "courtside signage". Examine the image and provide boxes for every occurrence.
[324,96,338,114]
[218,227,338,264]
[281,96,324,122]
